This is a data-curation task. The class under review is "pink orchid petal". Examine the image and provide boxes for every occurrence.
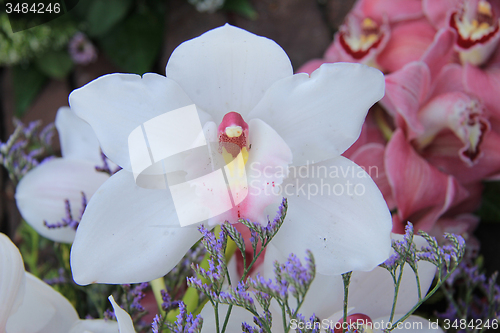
[349,143,396,210]
[430,63,465,98]
[424,129,500,184]
[377,19,437,73]
[415,91,489,166]
[355,0,424,22]
[421,28,457,79]
[464,62,500,119]
[382,62,431,134]
[423,0,456,28]
[385,130,468,233]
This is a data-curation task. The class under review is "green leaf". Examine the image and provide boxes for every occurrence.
[223,0,258,20]
[34,50,74,79]
[99,11,163,75]
[477,181,500,222]
[12,64,48,117]
[86,0,133,37]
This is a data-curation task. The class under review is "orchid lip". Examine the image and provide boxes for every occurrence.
[450,0,500,49]
[339,16,384,60]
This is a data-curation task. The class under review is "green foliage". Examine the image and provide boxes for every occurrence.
[223,0,258,20]
[12,64,47,117]
[85,0,133,37]
[35,50,74,79]
[99,10,163,75]
[476,181,500,222]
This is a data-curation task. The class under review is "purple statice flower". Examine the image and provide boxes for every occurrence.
[1,120,56,182]
[68,32,97,65]
[281,251,315,298]
[217,282,256,311]
[130,282,148,312]
[173,302,203,333]
[44,192,87,230]
[103,308,116,321]
[152,314,162,333]
[160,289,180,312]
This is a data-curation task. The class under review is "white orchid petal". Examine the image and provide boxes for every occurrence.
[6,273,79,333]
[263,242,344,320]
[69,73,210,170]
[348,235,437,319]
[271,156,392,275]
[248,63,385,165]
[166,24,293,123]
[0,233,26,331]
[55,106,102,165]
[69,319,119,333]
[373,315,443,333]
[108,296,136,333]
[15,158,109,243]
[70,170,202,284]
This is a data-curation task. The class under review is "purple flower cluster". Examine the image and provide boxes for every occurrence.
[173,302,203,333]
[44,192,87,230]
[437,259,500,329]
[160,289,180,312]
[216,282,256,311]
[0,120,55,182]
[68,32,97,65]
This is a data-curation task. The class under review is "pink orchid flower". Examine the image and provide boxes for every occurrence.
[424,0,500,65]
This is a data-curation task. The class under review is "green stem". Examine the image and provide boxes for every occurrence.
[151,277,167,316]
[342,272,352,333]
[387,264,462,331]
[389,265,405,324]
[374,106,393,141]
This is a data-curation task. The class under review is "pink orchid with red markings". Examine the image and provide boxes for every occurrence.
[298,0,449,74]
[424,0,500,65]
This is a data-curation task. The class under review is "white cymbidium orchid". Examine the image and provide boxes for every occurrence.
[69,24,392,285]
[0,233,131,333]
[15,107,109,243]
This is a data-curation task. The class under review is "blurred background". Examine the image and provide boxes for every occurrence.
[0,0,356,237]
